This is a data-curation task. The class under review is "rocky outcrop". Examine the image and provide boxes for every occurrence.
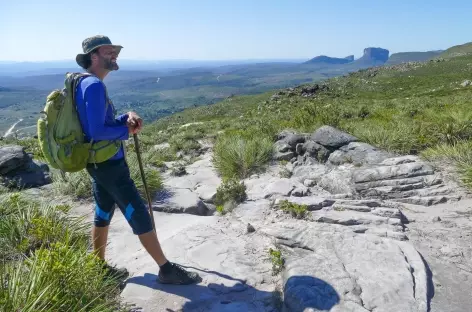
[274,126,463,206]
[0,145,51,189]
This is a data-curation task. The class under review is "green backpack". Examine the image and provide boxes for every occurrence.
[37,72,122,172]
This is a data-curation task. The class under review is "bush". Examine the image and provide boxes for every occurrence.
[0,240,126,312]
[0,193,88,261]
[278,200,308,219]
[214,178,247,208]
[422,140,472,188]
[0,193,127,312]
[212,130,273,179]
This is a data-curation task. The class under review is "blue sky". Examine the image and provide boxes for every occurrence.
[1,0,471,62]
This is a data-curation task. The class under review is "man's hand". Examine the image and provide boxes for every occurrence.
[127,111,143,134]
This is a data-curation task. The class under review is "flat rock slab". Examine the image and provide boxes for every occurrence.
[155,153,221,214]
[352,162,434,184]
[106,214,280,312]
[328,142,393,166]
[244,174,305,200]
[153,188,210,216]
[261,222,429,312]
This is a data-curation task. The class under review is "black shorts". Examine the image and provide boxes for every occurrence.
[86,158,154,235]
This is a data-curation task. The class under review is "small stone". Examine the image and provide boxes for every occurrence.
[295,143,303,155]
[292,186,309,197]
[432,216,441,222]
[304,179,315,187]
[247,223,256,233]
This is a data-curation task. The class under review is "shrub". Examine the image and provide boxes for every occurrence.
[422,140,472,188]
[0,240,127,312]
[0,193,88,261]
[212,130,273,179]
[214,178,247,207]
[268,248,284,275]
[278,200,308,219]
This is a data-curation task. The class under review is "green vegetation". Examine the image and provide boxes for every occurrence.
[278,200,308,219]
[145,54,472,158]
[268,248,285,275]
[422,140,472,188]
[214,178,247,214]
[0,193,127,311]
[438,42,472,59]
[385,51,443,65]
[212,130,273,179]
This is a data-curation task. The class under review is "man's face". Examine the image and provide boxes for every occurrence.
[94,46,119,71]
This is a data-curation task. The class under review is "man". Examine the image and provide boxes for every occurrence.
[74,35,201,285]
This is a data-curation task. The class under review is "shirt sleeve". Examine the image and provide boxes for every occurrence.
[84,81,129,141]
[115,113,129,125]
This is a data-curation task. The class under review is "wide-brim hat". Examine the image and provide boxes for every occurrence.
[76,35,123,68]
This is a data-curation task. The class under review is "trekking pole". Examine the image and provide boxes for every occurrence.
[133,133,156,232]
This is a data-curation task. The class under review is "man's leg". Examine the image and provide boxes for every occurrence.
[92,225,109,260]
[88,165,129,280]
[137,229,167,266]
[109,159,201,284]
[88,166,116,260]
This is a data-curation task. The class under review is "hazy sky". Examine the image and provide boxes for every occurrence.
[1,0,471,62]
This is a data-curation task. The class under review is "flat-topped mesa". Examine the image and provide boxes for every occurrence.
[356,47,390,65]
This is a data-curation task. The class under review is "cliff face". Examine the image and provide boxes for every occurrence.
[355,47,390,65]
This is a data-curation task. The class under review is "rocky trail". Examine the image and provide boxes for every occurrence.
[3,125,472,311]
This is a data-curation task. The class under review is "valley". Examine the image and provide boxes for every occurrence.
[0,44,454,138]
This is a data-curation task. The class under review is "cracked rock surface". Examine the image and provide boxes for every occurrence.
[68,126,472,311]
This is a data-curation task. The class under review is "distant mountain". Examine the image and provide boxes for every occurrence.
[353,47,389,66]
[438,42,472,59]
[304,55,354,65]
[0,59,306,77]
[0,86,12,92]
[385,51,444,65]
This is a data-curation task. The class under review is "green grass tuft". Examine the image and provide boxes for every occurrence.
[212,130,273,179]
[0,193,127,311]
[278,200,308,219]
[214,178,247,207]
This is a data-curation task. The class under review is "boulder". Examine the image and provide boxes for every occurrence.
[282,134,306,149]
[274,151,296,161]
[0,146,51,189]
[0,145,29,175]
[301,140,331,162]
[310,126,358,149]
[328,142,393,166]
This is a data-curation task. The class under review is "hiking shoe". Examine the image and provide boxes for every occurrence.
[157,263,202,285]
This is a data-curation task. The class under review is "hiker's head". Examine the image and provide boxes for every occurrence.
[76,35,123,76]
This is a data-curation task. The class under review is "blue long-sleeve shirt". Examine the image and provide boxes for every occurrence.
[75,75,129,161]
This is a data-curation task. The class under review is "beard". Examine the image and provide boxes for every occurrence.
[101,57,119,71]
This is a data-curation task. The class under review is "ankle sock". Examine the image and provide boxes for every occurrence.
[159,261,173,274]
